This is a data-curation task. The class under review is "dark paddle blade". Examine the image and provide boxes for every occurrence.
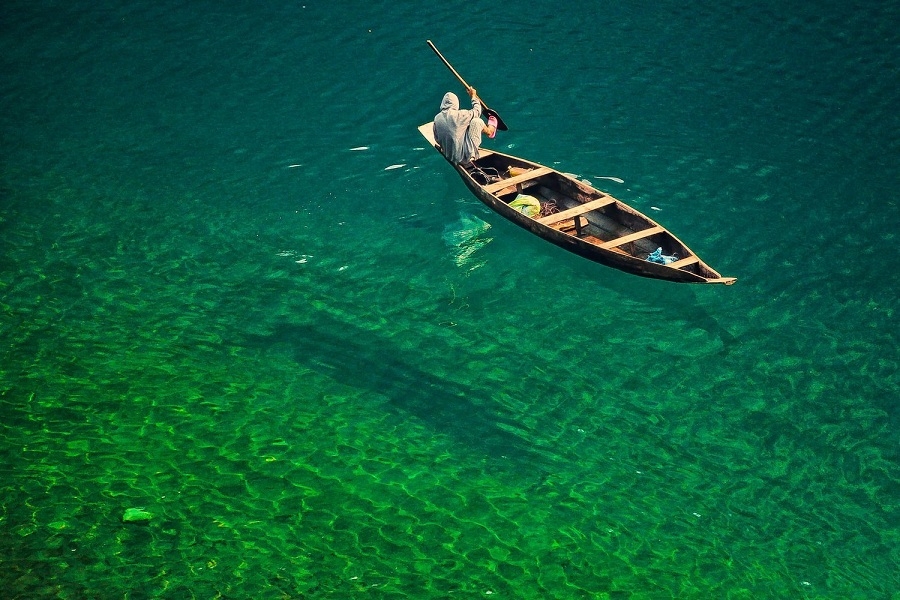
[484,106,508,132]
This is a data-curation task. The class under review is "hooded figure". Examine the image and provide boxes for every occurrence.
[433,91,485,165]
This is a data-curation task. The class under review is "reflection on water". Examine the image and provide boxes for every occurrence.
[442,212,493,271]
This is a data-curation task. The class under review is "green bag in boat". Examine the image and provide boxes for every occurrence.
[509,194,541,218]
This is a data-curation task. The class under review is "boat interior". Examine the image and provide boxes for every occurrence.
[468,152,713,276]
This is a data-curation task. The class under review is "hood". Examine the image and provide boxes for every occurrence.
[440,92,459,111]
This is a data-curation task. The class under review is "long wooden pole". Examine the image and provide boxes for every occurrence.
[427,40,508,131]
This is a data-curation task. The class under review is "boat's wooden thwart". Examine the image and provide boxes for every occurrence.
[599,226,665,250]
[483,167,553,194]
[418,122,736,284]
[537,197,616,226]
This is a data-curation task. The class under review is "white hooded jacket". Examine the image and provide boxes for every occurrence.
[433,92,483,164]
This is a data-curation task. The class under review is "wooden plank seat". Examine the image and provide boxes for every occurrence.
[537,197,616,226]
[598,225,665,249]
[665,255,700,269]
[484,167,553,194]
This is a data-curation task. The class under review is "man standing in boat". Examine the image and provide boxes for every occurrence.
[433,87,497,165]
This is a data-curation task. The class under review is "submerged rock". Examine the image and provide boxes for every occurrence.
[122,508,152,524]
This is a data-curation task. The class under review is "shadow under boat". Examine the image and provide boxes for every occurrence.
[243,313,556,478]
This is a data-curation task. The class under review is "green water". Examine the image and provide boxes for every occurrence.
[2,1,898,598]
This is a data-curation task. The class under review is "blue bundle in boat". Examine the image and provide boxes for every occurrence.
[647,247,678,265]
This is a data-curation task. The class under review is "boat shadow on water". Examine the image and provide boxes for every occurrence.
[242,313,556,480]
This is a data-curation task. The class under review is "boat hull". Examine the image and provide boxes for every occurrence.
[420,123,736,285]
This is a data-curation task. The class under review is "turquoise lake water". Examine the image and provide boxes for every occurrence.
[2,1,898,598]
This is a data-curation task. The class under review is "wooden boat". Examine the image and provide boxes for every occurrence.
[418,122,736,285]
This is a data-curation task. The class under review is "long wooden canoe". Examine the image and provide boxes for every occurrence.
[419,122,736,285]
